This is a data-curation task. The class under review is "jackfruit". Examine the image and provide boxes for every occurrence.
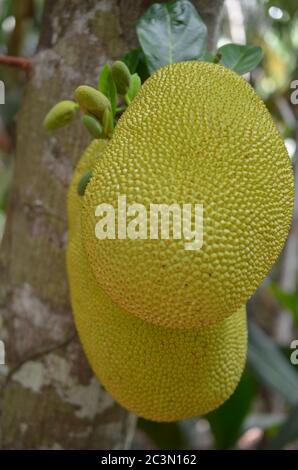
[81,61,294,329]
[67,140,247,421]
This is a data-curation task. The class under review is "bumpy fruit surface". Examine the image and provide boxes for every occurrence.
[81,61,294,329]
[67,140,247,422]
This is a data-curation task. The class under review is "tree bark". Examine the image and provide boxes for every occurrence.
[0,0,224,449]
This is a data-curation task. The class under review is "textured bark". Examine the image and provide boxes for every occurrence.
[0,0,224,449]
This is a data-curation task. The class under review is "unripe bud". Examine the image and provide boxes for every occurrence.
[75,85,111,119]
[82,114,103,139]
[111,61,131,96]
[127,73,141,102]
[43,100,78,131]
[77,170,92,196]
[103,108,114,139]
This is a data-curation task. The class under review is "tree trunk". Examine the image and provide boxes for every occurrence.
[0,0,224,449]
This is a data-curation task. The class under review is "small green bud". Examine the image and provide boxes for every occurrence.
[102,108,114,139]
[74,85,111,119]
[77,170,92,196]
[43,100,78,131]
[126,73,141,102]
[111,60,131,96]
[82,114,103,139]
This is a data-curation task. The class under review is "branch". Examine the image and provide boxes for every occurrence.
[0,55,33,73]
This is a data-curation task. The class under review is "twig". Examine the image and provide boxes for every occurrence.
[0,55,33,73]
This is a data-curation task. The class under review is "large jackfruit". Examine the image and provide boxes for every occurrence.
[81,61,294,329]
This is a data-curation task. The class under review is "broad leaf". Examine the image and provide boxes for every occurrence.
[207,372,256,449]
[122,48,143,74]
[248,322,298,405]
[201,52,217,63]
[122,48,150,82]
[137,0,207,74]
[98,64,117,116]
[218,44,263,75]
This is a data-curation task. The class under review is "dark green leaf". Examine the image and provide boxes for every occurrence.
[122,48,143,74]
[200,52,217,63]
[248,322,298,405]
[98,64,117,116]
[269,406,298,449]
[207,372,256,449]
[270,283,298,327]
[137,0,207,74]
[122,48,150,82]
[218,44,263,75]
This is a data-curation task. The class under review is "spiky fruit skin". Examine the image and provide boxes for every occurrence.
[67,140,247,422]
[81,61,294,330]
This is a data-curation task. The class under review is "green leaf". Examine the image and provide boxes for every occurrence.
[127,73,142,102]
[98,64,117,116]
[122,48,143,74]
[200,52,217,63]
[269,406,298,449]
[122,48,150,82]
[218,44,263,75]
[270,283,298,327]
[136,0,207,74]
[207,372,256,449]
[247,322,298,405]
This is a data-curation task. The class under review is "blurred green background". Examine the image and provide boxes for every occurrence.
[0,0,298,450]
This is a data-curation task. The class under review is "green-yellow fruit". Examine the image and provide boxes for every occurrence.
[67,140,247,422]
[111,60,131,95]
[81,61,294,330]
[74,85,111,119]
[43,100,78,130]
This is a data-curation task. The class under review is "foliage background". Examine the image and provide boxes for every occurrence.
[0,0,297,449]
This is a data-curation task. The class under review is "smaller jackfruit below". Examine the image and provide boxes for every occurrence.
[67,141,248,422]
